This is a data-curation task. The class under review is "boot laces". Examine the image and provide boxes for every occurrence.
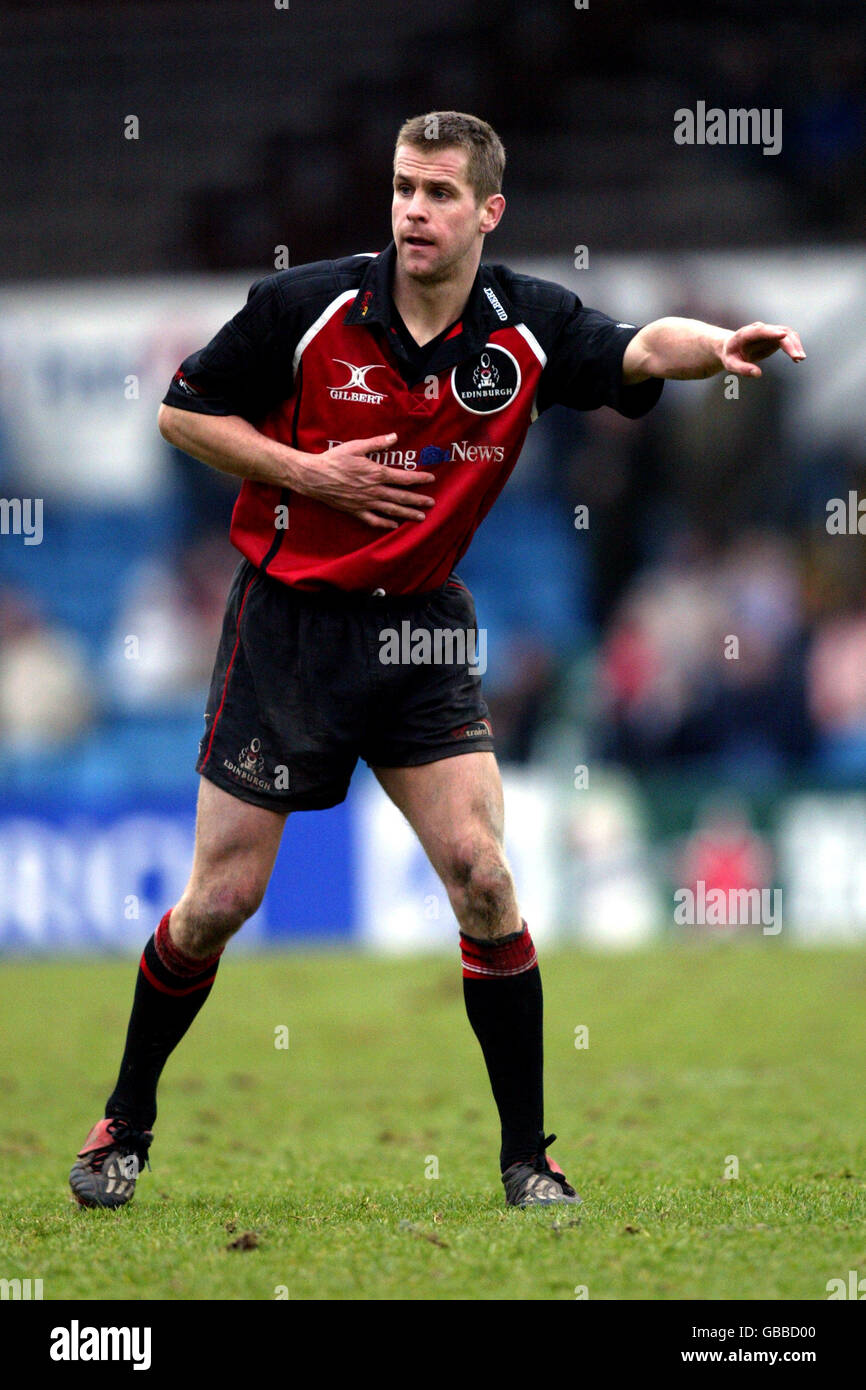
[91,1118,153,1173]
[532,1134,571,1191]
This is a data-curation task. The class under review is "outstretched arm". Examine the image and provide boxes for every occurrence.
[622,317,806,384]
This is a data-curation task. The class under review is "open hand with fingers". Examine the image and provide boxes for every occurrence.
[296,433,436,530]
[719,322,806,377]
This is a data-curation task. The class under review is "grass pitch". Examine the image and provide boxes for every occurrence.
[1,943,864,1301]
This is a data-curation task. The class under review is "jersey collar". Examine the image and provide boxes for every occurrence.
[343,241,513,370]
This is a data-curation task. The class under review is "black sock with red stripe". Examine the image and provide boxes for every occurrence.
[105,910,223,1131]
[461,921,545,1173]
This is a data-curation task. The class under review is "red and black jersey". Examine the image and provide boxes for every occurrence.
[162,242,663,594]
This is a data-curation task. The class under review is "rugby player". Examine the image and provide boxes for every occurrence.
[69,111,805,1211]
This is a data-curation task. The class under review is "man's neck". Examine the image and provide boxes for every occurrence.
[391,254,480,347]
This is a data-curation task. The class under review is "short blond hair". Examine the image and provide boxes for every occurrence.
[394,111,505,203]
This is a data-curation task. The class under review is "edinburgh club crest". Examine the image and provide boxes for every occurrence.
[451,344,521,414]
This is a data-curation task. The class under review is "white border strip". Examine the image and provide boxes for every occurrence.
[515,321,548,368]
[292,290,358,376]
[515,322,547,420]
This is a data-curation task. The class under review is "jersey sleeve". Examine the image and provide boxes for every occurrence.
[161,274,290,420]
[536,292,664,419]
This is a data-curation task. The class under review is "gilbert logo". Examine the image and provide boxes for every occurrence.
[50,1321,152,1371]
[483,286,508,321]
[329,359,388,404]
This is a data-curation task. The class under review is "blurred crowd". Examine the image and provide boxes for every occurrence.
[187,4,866,267]
[3,333,866,788]
[3,3,864,280]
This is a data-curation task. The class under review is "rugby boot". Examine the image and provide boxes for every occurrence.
[502,1133,581,1208]
[69,1116,153,1209]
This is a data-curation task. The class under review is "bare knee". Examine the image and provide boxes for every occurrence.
[171,878,265,957]
[442,842,517,937]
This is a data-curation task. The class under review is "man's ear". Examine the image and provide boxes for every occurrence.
[479,193,506,236]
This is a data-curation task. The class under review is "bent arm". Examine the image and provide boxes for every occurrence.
[157,404,308,489]
[157,406,436,531]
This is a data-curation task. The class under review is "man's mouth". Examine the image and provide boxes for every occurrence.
[404,234,435,247]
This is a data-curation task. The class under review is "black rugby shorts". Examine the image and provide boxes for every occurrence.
[195,558,495,810]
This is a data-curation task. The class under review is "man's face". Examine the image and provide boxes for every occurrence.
[392,143,503,285]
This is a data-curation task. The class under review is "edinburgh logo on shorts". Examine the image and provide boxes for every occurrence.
[451,345,520,414]
[223,736,271,793]
[238,738,264,775]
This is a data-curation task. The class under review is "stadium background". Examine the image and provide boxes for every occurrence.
[1,0,865,955]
